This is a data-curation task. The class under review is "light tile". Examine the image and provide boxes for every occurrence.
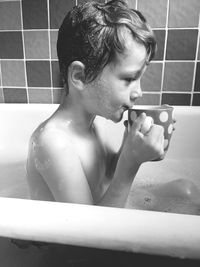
[141,63,162,91]
[168,0,200,28]
[1,60,26,86]
[28,88,52,103]
[136,93,160,105]
[24,31,49,59]
[53,88,63,103]
[50,30,58,60]
[0,88,4,103]
[138,0,167,28]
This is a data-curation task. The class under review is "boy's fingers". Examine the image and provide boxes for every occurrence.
[131,112,146,132]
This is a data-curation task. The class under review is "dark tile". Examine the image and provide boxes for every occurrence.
[53,88,63,103]
[161,93,191,105]
[0,32,23,59]
[52,61,63,88]
[163,62,194,91]
[168,0,200,28]
[78,0,106,4]
[50,0,76,29]
[138,0,167,28]
[50,30,58,59]
[0,1,21,30]
[194,62,200,91]
[198,42,200,60]
[28,88,52,103]
[1,60,26,87]
[22,0,48,29]
[26,61,51,87]
[3,88,27,103]
[141,63,162,91]
[192,93,200,106]
[24,31,49,59]
[166,30,198,60]
[153,30,165,61]
[135,93,160,105]
[0,63,2,86]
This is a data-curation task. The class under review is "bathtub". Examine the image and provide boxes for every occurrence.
[0,103,200,265]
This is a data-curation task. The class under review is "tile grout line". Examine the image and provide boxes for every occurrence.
[159,0,170,105]
[0,60,5,103]
[19,0,29,103]
[190,13,200,105]
[47,0,54,104]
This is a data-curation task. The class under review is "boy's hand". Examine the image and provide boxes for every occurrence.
[122,113,165,168]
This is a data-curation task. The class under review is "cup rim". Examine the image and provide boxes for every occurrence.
[129,104,174,111]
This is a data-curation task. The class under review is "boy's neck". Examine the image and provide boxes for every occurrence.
[56,93,95,134]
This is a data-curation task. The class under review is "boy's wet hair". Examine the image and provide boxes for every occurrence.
[57,0,157,90]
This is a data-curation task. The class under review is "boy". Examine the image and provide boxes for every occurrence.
[26,0,165,207]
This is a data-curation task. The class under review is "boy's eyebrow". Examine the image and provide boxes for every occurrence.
[122,65,147,77]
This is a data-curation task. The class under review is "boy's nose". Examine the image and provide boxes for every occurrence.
[130,80,142,102]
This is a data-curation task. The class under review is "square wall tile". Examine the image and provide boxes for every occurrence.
[163,62,194,91]
[141,63,162,91]
[0,88,4,103]
[50,30,58,59]
[192,93,200,106]
[166,30,198,60]
[24,31,49,59]
[194,62,200,91]
[0,1,21,30]
[0,32,23,59]
[1,60,26,87]
[53,88,63,103]
[138,0,167,28]
[168,0,200,28]
[0,63,2,86]
[161,93,191,105]
[126,0,136,9]
[52,61,63,88]
[22,0,48,29]
[153,30,165,61]
[50,0,76,29]
[135,93,160,105]
[3,88,27,103]
[28,88,52,103]
[26,61,51,87]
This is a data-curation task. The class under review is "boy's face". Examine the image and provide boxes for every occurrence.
[84,33,148,123]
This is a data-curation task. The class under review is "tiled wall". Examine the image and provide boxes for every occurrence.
[0,0,199,105]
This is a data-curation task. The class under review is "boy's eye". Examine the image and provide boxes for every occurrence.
[125,77,136,83]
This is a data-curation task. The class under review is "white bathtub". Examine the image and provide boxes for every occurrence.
[0,104,200,265]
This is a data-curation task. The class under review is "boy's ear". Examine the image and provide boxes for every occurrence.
[68,61,85,91]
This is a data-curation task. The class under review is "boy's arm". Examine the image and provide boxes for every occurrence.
[99,113,165,207]
[35,129,94,204]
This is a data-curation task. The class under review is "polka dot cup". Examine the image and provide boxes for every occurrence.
[128,105,174,161]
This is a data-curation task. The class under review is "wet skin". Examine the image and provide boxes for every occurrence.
[26,33,165,207]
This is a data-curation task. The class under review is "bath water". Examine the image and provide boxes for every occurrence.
[1,159,200,215]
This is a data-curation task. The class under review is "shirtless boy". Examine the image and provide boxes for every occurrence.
[26,0,165,207]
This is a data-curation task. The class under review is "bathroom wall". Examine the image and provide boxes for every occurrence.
[0,0,199,105]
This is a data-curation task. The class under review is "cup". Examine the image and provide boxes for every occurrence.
[128,104,174,161]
